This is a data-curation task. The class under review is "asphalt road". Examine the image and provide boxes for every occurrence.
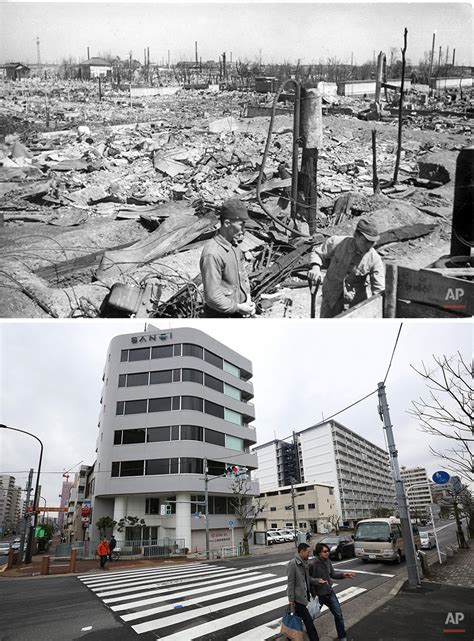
[0,520,461,641]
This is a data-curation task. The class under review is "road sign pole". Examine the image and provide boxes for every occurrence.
[429,504,442,564]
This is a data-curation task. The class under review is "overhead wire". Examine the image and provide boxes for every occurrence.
[383,323,403,384]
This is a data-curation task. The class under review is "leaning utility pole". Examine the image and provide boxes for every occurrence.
[393,28,408,185]
[377,382,420,587]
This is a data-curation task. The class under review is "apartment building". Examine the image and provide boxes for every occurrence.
[0,475,23,534]
[254,420,395,527]
[400,466,432,519]
[92,325,259,551]
[257,481,337,533]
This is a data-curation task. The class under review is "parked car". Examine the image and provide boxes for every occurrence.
[319,535,355,561]
[267,531,285,545]
[420,531,436,549]
[0,543,11,556]
[279,529,296,542]
[11,538,21,550]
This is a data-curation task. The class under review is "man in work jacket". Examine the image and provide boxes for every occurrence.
[97,537,110,569]
[307,217,385,318]
[287,542,327,641]
[309,542,355,641]
[200,199,255,318]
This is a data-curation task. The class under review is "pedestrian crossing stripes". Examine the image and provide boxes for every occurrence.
[78,562,367,640]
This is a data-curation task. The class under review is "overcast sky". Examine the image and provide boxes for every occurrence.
[0,319,471,507]
[1,2,472,67]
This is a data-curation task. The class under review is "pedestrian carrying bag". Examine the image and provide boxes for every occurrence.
[280,609,305,641]
[307,596,321,619]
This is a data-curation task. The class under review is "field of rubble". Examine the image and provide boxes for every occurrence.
[0,82,471,318]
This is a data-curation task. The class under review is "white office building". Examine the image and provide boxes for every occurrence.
[92,325,259,552]
[401,466,432,519]
[254,420,395,527]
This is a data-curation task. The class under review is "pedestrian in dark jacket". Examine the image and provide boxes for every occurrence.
[309,542,355,641]
[287,542,327,641]
[108,535,117,561]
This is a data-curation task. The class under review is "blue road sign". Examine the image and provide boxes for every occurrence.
[228,520,235,528]
[432,471,450,484]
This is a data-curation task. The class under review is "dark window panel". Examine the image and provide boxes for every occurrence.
[204,428,225,446]
[181,425,203,441]
[120,350,128,362]
[172,369,181,382]
[227,498,236,514]
[129,347,151,362]
[122,428,146,444]
[148,397,172,413]
[214,496,227,514]
[147,426,171,442]
[120,460,144,476]
[171,425,180,440]
[111,462,120,477]
[207,460,225,476]
[151,345,173,359]
[113,431,122,445]
[182,369,204,384]
[204,373,223,393]
[145,498,160,515]
[204,400,224,419]
[173,344,182,357]
[180,458,203,474]
[182,396,204,412]
[118,374,126,387]
[204,349,223,370]
[124,399,148,415]
[170,458,179,474]
[145,459,170,475]
[116,401,125,415]
[183,344,203,359]
[172,396,180,411]
[150,370,173,385]
[127,372,149,387]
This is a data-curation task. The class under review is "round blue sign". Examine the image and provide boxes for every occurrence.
[432,471,450,484]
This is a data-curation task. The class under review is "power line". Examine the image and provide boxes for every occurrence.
[383,323,403,384]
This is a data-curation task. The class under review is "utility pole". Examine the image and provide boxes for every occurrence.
[19,469,33,563]
[437,46,442,74]
[377,382,420,587]
[452,48,456,67]
[428,32,436,88]
[290,477,298,546]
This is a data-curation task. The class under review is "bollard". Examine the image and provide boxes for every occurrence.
[417,550,430,577]
[40,555,50,575]
[69,547,77,573]
[446,545,454,558]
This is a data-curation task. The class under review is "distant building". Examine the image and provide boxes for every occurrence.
[57,478,73,532]
[0,475,23,534]
[400,466,432,519]
[65,465,92,542]
[78,57,112,80]
[254,420,396,527]
[257,481,337,534]
[0,62,30,81]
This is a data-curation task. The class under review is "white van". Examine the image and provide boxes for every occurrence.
[353,517,420,563]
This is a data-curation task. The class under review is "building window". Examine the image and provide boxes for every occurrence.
[171,425,180,440]
[111,462,120,477]
[270,507,277,512]
[118,374,126,387]
[183,344,203,359]
[113,431,122,445]
[297,504,305,510]
[129,347,151,362]
[225,434,244,451]
[120,460,144,476]
[271,523,278,529]
[214,496,227,514]
[145,498,160,515]
[172,369,181,382]
[150,370,173,385]
[173,344,182,357]
[224,383,241,400]
[146,459,171,475]
[147,426,171,442]
[207,460,225,476]
[127,372,149,387]
[224,408,242,425]
[223,360,240,378]
[148,397,172,413]
[181,425,203,441]
[204,349,223,370]
[205,428,225,446]
[124,399,148,415]
[170,458,179,474]
[151,345,173,359]
[205,400,225,419]
[182,369,204,384]
[182,396,204,412]
[329,488,334,495]
[122,428,146,444]
[308,503,316,510]
[116,401,125,415]
[180,458,203,474]
[204,373,223,393]
[120,350,128,362]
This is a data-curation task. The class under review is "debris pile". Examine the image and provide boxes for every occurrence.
[0,82,472,317]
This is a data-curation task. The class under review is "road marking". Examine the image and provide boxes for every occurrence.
[121,573,283,621]
[347,569,395,578]
[102,568,262,602]
[132,583,287,635]
[86,566,228,591]
[77,561,203,581]
[82,563,213,587]
[81,626,93,631]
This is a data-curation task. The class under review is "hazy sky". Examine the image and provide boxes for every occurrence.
[1,2,472,66]
[0,319,471,507]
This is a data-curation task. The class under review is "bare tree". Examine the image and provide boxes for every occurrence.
[230,475,265,555]
[328,513,341,534]
[409,352,473,481]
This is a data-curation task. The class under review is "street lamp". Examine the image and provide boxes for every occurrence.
[0,424,43,564]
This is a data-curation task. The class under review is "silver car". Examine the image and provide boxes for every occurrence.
[420,531,436,549]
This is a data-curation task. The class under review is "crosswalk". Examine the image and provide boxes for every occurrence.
[78,561,367,640]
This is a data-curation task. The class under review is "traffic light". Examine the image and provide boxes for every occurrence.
[226,465,239,477]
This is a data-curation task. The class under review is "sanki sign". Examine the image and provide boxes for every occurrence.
[131,332,173,344]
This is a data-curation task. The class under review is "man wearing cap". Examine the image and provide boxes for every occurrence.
[307,217,385,318]
[200,199,256,318]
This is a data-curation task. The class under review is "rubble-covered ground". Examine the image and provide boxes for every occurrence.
[0,81,472,318]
